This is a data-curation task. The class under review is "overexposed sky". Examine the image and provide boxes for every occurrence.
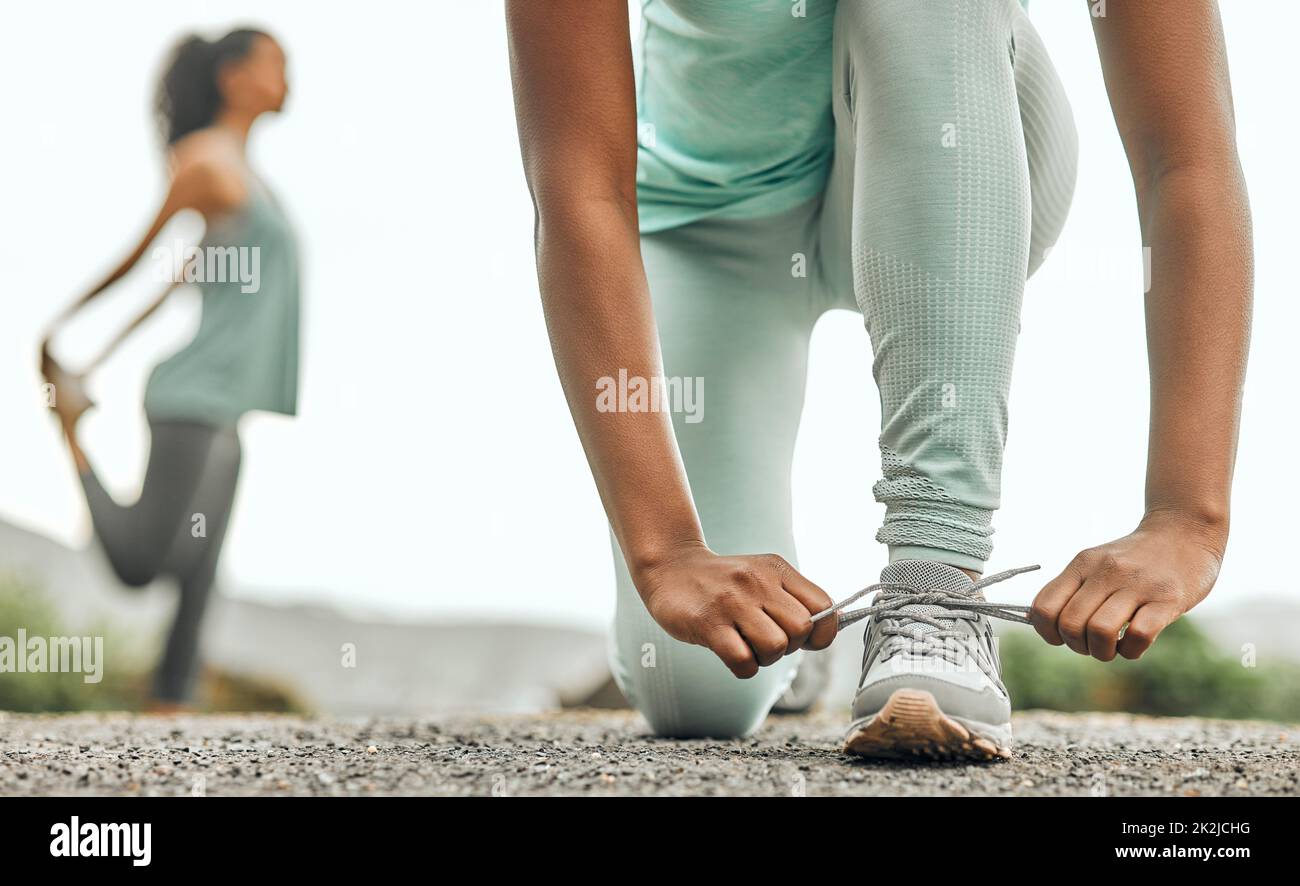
[1,2,1295,629]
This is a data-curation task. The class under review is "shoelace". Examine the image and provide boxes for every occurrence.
[810,564,1040,630]
[810,565,1040,680]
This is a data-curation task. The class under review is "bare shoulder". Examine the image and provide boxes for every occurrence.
[167,129,249,214]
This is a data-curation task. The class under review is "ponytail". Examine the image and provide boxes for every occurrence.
[155,28,267,146]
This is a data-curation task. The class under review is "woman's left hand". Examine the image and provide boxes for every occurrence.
[1029,510,1227,662]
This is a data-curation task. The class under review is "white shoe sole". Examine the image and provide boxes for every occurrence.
[844,688,1013,761]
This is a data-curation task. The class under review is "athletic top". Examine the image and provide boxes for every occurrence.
[634,0,1028,234]
[144,177,300,425]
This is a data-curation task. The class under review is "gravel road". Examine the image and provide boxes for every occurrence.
[1,709,1295,796]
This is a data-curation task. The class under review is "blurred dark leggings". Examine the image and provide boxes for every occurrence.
[79,420,242,702]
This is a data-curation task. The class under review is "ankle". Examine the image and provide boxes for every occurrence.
[887,544,986,576]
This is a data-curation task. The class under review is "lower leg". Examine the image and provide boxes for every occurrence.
[611,208,818,738]
[152,571,216,703]
[153,581,209,702]
[833,0,1036,571]
[151,428,241,703]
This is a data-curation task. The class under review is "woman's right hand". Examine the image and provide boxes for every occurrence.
[635,544,838,679]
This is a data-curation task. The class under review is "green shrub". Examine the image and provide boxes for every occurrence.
[1000,617,1300,722]
[0,574,147,711]
[0,573,302,713]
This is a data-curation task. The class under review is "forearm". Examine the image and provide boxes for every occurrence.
[1138,160,1252,548]
[534,198,705,579]
[52,222,168,331]
[1033,1,1249,655]
[51,162,228,331]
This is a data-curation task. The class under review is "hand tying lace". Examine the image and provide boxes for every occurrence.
[811,565,1041,678]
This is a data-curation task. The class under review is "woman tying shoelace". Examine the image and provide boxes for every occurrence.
[504,0,1251,757]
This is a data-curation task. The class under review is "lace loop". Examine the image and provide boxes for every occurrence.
[810,564,1040,630]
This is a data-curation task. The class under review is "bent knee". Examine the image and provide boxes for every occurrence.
[107,552,163,589]
[623,662,796,740]
[642,702,768,740]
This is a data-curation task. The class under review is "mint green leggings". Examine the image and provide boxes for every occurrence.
[610,0,1078,738]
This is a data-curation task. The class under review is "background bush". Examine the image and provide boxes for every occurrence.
[0,574,300,713]
[1000,618,1300,722]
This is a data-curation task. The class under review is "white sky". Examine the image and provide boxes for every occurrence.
[2,2,1296,630]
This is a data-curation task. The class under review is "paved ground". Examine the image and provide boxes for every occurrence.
[1,709,1295,796]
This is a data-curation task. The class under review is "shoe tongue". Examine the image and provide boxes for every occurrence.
[880,560,974,594]
[877,560,977,638]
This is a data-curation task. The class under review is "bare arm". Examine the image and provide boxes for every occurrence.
[506,0,700,577]
[80,281,183,374]
[505,0,835,675]
[44,147,247,361]
[1032,0,1252,660]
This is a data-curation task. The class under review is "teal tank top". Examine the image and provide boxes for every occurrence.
[144,177,300,425]
[635,0,1028,234]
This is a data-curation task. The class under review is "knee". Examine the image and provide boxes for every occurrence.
[106,550,163,589]
[621,654,796,740]
[610,566,796,740]
[641,697,769,740]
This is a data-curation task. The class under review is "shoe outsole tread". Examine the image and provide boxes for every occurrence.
[844,688,1011,761]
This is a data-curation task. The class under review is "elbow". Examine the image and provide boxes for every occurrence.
[1129,129,1246,200]
[1132,145,1252,240]
[529,184,638,231]
[527,182,641,264]
[522,160,638,230]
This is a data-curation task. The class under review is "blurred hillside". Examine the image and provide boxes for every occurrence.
[0,518,608,714]
[2,516,1297,721]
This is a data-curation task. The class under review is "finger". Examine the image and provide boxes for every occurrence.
[1031,557,1088,646]
[1117,602,1178,660]
[771,561,838,649]
[801,600,839,651]
[733,608,791,668]
[761,592,815,654]
[707,626,759,679]
[1058,578,1120,656]
[1085,590,1141,662]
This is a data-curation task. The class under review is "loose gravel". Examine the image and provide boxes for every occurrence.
[1,709,1295,796]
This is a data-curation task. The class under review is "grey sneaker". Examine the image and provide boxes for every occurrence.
[813,560,1037,760]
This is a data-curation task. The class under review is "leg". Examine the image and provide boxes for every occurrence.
[819,0,1077,571]
[152,427,242,703]
[610,200,822,738]
[79,421,221,587]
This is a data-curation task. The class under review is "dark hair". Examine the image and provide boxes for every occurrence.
[155,28,270,146]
